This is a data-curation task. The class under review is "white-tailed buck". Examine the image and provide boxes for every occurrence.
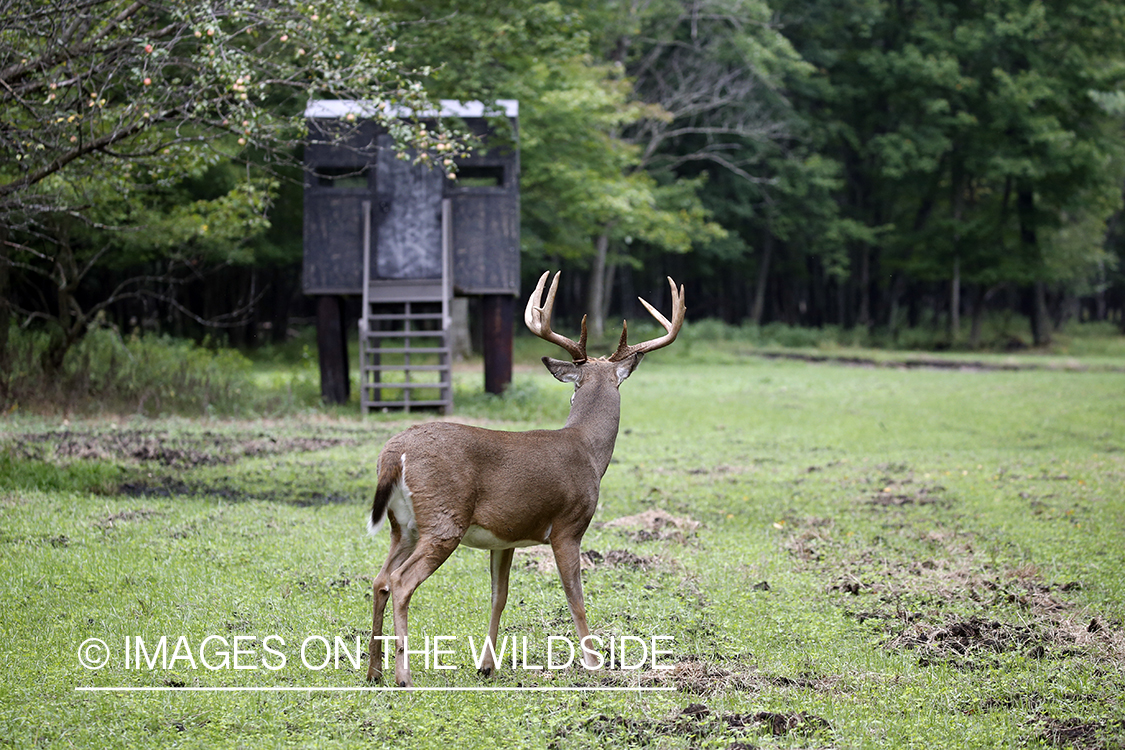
[365,271,685,686]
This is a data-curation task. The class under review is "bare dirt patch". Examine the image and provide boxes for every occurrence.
[612,657,761,694]
[869,481,948,507]
[1035,716,1125,749]
[596,655,843,697]
[548,701,831,749]
[117,476,356,506]
[831,550,1124,668]
[780,507,1125,671]
[515,547,660,573]
[888,616,1050,665]
[94,508,161,529]
[7,427,374,469]
[602,508,700,543]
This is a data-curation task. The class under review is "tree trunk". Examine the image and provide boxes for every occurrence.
[600,262,616,327]
[0,222,10,397]
[45,225,80,375]
[587,230,610,340]
[950,155,965,344]
[836,277,847,327]
[950,256,961,342]
[1032,281,1051,346]
[857,245,871,328]
[1095,259,1107,322]
[887,273,907,339]
[750,228,773,325]
[1018,187,1051,346]
[968,284,985,349]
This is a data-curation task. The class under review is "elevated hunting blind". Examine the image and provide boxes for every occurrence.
[302,100,520,412]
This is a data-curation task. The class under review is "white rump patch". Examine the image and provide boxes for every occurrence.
[386,454,417,542]
[368,454,416,539]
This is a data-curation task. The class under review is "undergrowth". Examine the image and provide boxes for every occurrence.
[4,313,1123,419]
[2,324,252,417]
[611,315,1125,356]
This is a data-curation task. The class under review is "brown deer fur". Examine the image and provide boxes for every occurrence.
[365,273,683,687]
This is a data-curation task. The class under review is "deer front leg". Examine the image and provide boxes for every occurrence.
[479,547,515,678]
[367,528,413,682]
[388,537,461,687]
[550,536,598,669]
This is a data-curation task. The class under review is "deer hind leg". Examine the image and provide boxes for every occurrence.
[479,547,515,678]
[551,536,598,668]
[388,535,461,687]
[367,526,414,682]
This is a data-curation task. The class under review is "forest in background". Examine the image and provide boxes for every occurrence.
[4,0,1125,400]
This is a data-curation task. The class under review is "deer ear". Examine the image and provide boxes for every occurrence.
[614,352,644,386]
[543,356,581,384]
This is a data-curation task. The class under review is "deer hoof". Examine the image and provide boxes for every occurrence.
[477,666,493,678]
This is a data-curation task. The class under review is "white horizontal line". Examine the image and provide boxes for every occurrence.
[76,686,673,693]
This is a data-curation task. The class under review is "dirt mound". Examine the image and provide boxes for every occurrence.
[550,702,831,748]
[602,508,700,542]
[596,657,780,695]
[890,616,1051,665]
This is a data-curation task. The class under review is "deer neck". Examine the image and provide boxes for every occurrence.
[562,382,621,478]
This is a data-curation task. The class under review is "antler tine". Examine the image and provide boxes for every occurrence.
[609,277,686,361]
[524,271,588,362]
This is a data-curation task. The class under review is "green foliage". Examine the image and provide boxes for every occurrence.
[373,0,726,268]
[521,60,725,261]
[777,0,1125,291]
[0,0,460,380]
[627,315,1125,358]
[3,323,253,416]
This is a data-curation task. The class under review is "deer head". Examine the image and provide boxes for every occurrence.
[525,269,686,394]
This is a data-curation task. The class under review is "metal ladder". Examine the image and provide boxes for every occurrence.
[358,200,453,414]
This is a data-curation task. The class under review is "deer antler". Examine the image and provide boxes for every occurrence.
[608,276,686,361]
[524,271,588,363]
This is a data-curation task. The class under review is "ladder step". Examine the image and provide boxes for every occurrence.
[364,330,445,339]
[366,347,450,355]
[364,312,444,321]
[359,281,453,412]
[364,382,448,390]
[361,364,449,372]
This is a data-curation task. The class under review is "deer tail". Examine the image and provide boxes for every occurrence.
[368,448,403,536]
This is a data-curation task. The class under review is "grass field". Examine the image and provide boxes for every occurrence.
[1,350,1123,748]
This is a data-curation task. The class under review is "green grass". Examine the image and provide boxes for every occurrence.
[1,351,1123,748]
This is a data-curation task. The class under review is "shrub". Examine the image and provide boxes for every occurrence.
[2,323,252,416]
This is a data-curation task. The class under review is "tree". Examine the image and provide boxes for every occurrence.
[372,0,726,338]
[0,0,452,383]
[583,0,839,330]
[769,0,1125,343]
